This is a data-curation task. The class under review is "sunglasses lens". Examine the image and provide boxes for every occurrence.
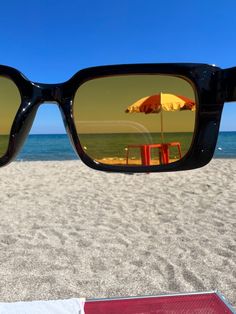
[0,76,21,158]
[73,75,196,167]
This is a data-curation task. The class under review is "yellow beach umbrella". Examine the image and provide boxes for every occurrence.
[125,92,195,142]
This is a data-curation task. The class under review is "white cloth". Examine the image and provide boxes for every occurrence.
[0,298,85,314]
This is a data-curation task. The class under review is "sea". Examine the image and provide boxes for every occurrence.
[16,132,236,161]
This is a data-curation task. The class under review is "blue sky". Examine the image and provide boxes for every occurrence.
[0,0,236,133]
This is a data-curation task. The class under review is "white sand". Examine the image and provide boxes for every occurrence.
[0,159,235,307]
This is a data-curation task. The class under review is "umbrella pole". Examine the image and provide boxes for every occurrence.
[160,109,164,143]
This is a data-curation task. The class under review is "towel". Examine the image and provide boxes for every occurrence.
[0,298,85,314]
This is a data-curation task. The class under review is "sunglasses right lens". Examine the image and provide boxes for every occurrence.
[0,76,21,158]
[73,74,197,168]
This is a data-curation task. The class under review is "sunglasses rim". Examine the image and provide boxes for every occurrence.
[0,63,225,172]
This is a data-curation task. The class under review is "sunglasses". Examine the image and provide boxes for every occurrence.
[0,63,234,173]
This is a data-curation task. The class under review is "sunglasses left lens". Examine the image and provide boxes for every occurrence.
[0,76,21,158]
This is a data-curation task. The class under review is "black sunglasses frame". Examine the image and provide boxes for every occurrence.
[0,63,234,172]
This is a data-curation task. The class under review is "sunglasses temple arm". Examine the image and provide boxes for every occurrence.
[221,67,236,102]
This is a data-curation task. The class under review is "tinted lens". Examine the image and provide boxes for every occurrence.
[0,76,21,157]
[73,75,196,167]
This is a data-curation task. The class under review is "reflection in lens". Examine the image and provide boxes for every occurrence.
[0,77,21,157]
[73,75,196,167]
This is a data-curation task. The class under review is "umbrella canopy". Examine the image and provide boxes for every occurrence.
[125,92,196,142]
[125,92,195,114]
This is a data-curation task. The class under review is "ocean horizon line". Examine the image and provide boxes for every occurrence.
[15,132,236,161]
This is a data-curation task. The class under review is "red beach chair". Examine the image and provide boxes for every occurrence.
[85,291,235,314]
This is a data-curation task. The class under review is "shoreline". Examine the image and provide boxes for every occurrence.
[0,159,235,307]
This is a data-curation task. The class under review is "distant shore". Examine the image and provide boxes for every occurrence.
[0,159,235,307]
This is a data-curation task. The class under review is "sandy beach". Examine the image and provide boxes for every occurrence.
[0,159,235,307]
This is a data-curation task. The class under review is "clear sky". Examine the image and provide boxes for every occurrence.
[0,0,235,133]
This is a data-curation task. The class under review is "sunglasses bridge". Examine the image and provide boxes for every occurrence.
[10,82,70,162]
[32,83,64,104]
